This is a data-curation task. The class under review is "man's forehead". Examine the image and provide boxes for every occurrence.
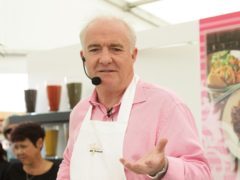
[84,22,129,40]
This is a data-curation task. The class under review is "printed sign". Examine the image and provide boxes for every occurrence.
[200,11,240,180]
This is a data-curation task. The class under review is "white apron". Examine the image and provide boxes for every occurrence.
[70,75,139,180]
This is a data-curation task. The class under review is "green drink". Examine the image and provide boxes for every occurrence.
[67,82,82,109]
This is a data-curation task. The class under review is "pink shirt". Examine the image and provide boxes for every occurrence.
[57,80,211,180]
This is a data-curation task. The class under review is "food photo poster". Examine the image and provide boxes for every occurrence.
[200,11,240,179]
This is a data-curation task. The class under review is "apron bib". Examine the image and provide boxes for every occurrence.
[70,75,139,180]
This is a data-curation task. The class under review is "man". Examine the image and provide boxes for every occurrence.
[4,122,60,180]
[57,16,211,179]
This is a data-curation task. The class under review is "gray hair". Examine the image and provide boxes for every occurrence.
[79,16,136,50]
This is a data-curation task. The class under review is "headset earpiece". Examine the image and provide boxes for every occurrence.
[81,56,86,62]
[81,56,102,85]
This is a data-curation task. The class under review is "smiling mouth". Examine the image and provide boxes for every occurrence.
[99,70,115,73]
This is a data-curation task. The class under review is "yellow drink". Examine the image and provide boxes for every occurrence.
[44,129,58,157]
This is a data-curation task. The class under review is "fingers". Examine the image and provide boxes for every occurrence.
[120,158,143,174]
[120,158,134,170]
[119,138,168,175]
[120,158,133,170]
[120,158,132,171]
[156,138,168,152]
[120,158,127,166]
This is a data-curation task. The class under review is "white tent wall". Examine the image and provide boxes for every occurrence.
[0,0,154,50]
[0,58,27,73]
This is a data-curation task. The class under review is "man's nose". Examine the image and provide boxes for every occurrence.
[99,49,112,64]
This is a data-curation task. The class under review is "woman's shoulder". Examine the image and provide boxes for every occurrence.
[4,161,25,180]
[7,160,22,170]
[51,160,61,170]
[40,160,60,179]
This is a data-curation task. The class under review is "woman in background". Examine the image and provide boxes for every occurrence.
[4,122,60,180]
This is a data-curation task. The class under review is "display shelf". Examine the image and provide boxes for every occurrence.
[8,111,71,124]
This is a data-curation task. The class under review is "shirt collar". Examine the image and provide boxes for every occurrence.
[89,79,147,106]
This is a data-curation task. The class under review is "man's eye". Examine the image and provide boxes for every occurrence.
[89,48,99,52]
[112,47,122,52]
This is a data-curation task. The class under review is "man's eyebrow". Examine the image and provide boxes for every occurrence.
[110,43,124,48]
[87,43,124,50]
[87,44,101,50]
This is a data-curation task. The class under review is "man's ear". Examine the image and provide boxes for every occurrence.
[80,51,85,62]
[80,51,84,59]
[131,48,138,62]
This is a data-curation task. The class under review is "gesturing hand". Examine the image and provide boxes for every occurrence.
[120,138,168,176]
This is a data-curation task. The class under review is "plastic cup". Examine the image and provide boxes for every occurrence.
[66,82,82,109]
[44,125,59,157]
[46,84,61,112]
[24,89,37,113]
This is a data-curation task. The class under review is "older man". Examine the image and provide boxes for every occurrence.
[57,16,211,180]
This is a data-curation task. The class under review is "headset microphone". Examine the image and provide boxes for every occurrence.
[82,57,102,86]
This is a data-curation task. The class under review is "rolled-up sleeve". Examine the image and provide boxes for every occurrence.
[161,103,211,180]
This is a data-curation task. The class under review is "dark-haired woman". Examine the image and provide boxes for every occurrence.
[4,122,60,180]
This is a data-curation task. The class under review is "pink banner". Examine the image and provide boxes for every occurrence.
[200,11,240,179]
